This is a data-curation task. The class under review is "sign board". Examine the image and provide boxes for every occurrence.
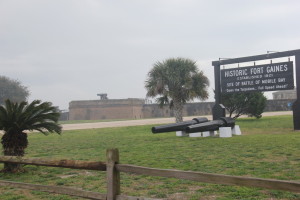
[221,61,294,93]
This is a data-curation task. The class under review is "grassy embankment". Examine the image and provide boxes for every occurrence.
[0,115,299,200]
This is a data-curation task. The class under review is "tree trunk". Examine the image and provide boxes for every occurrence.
[1,132,28,173]
[173,99,183,123]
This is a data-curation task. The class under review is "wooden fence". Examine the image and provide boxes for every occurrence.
[0,148,299,200]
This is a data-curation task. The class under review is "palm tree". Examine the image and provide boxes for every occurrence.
[145,58,209,122]
[0,99,62,172]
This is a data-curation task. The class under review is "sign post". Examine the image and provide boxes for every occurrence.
[293,54,300,130]
[212,62,226,120]
[212,49,300,130]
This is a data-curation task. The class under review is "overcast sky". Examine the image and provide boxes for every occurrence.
[1,0,300,110]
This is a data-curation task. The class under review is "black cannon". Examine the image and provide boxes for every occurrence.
[185,117,235,133]
[152,117,209,134]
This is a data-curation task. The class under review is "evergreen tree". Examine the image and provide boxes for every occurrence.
[222,92,267,119]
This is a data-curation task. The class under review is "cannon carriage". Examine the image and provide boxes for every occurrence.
[152,117,239,137]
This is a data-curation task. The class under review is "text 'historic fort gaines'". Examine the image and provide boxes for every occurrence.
[221,62,294,93]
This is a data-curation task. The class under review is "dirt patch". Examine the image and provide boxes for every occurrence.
[58,170,96,179]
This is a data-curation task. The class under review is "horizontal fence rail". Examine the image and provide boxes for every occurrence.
[116,164,300,193]
[0,156,106,171]
[0,148,299,200]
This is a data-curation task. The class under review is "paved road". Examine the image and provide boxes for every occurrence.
[62,111,292,131]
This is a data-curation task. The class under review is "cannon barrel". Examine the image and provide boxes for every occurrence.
[185,117,235,133]
[152,117,209,133]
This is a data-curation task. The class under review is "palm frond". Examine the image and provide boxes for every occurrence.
[156,95,170,108]
[145,57,210,122]
[0,99,62,134]
[30,122,62,135]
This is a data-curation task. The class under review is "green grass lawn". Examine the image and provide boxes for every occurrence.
[0,115,300,200]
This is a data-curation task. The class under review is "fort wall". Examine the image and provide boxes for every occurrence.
[69,99,144,120]
[68,99,295,121]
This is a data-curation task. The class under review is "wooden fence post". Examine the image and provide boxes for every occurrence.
[106,148,120,200]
